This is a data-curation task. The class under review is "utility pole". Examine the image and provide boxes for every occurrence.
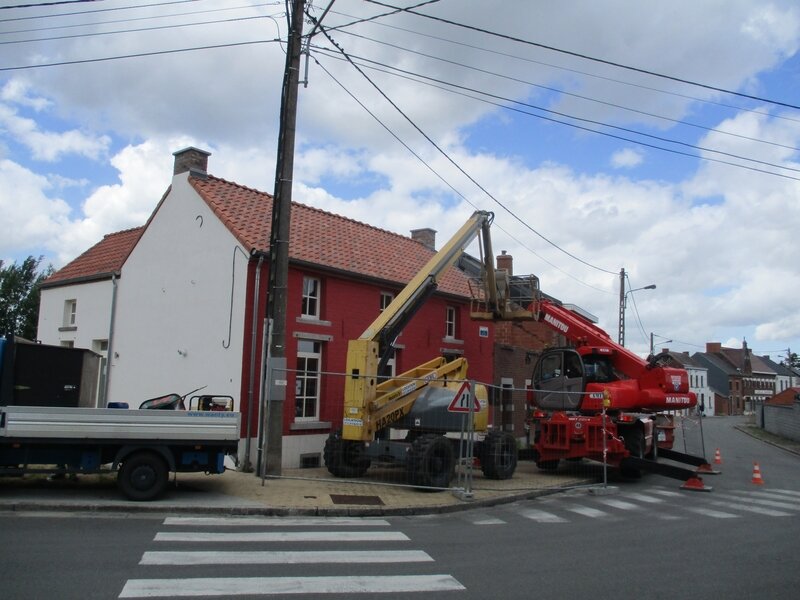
[261,0,306,476]
[617,268,625,346]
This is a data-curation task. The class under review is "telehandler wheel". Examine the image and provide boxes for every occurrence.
[323,429,370,478]
[117,451,168,501]
[407,434,455,489]
[480,431,518,480]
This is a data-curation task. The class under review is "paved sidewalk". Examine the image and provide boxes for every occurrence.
[0,461,593,516]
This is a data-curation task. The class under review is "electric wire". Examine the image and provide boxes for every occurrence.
[0,0,196,23]
[329,7,800,126]
[311,52,613,294]
[312,46,800,182]
[365,0,800,111]
[332,28,800,154]
[0,2,276,36]
[0,0,101,9]
[312,18,619,276]
[0,38,280,71]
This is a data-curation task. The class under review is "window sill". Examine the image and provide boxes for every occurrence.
[296,316,332,327]
[58,326,77,332]
[441,337,464,345]
[290,421,332,431]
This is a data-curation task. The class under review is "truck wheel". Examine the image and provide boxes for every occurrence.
[407,434,455,489]
[480,431,517,480]
[117,451,168,501]
[323,430,370,478]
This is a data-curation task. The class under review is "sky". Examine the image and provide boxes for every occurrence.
[1,0,799,362]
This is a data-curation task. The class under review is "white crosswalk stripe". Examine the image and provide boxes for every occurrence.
[154,530,408,543]
[595,498,643,511]
[119,575,465,598]
[707,500,792,517]
[120,516,462,598]
[682,506,739,519]
[520,508,568,523]
[717,492,800,511]
[140,550,433,566]
[565,505,612,519]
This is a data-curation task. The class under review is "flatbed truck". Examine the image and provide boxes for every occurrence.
[0,404,240,500]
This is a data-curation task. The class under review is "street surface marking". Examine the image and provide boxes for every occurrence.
[595,498,642,511]
[154,531,408,543]
[163,516,391,527]
[470,517,506,525]
[140,550,433,566]
[119,575,465,597]
[708,500,791,517]
[565,505,611,519]
[768,489,800,498]
[622,493,665,504]
[718,493,800,511]
[520,509,567,523]
[684,507,739,519]
[648,489,683,498]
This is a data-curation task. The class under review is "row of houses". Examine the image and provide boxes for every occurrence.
[35,148,560,468]
[662,341,799,417]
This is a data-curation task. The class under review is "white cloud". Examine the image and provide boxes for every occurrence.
[610,148,643,169]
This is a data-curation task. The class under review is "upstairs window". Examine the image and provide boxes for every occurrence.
[301,277,321,319]
[63,299,77,327]
[445,306,457,339]
[380,292,394,312]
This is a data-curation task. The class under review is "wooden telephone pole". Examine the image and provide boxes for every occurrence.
[262,0,306,475]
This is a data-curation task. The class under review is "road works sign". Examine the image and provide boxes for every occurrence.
[448,381,480,413]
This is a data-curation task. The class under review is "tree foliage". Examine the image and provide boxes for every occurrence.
[784,351,800,370]
[0,256,54,340]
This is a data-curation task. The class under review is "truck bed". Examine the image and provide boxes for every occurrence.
[0,406,240,443]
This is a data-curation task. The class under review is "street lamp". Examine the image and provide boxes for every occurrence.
[650,333,672,356]
[617,275,656,346]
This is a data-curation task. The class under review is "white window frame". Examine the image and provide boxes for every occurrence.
[295,338,322,422]
[301,276,321,319]
[380,291,394,312]
[64,299,77,326]
[445,306,457,339]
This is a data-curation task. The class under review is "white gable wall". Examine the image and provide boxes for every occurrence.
[38,279,115,351]
[107,173,249,409]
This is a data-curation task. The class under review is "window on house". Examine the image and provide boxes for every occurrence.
[445,306,457,339]
[380,292,394,312]
[301,277,321,319]
[63,299,77,326]
[295,339,322,421]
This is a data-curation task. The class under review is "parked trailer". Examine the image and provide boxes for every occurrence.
[0,405,240,500]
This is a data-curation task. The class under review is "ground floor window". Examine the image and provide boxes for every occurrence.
[295,339,322,421]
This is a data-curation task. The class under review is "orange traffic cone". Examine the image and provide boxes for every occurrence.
[751,462,764,485]
[714,448,722,465]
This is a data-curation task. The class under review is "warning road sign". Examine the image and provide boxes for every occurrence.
[448,381,480,413]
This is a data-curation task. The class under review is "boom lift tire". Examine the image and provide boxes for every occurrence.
[117,451,169,501]
[407,433,455,489]
[479,431,518,480]
[323,429,371,478]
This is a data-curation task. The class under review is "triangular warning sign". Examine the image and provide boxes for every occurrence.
[448,381,480,413]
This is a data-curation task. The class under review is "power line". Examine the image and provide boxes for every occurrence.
[329,8,800,126]
[313,47,800,182]
[0,38,279,71]
[311,53,614,294]
[0,0,196,23]
[0,2,275,36]
[334,28,800,154]
[311,17,618,276]
[366,0,800,111]
[0,0,101,9]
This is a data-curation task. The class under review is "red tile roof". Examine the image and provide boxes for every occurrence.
[43,227,144,287]
[190,175,472,297]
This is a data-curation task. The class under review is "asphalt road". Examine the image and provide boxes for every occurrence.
[2,416,798,599]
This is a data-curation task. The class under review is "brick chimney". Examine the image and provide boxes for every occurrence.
[706,342,722,353]
[411,228,436,250]
[496,250,513,276]
[173,147,210,177]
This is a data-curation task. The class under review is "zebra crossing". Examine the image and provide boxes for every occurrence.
[119,516,463,598]
[460,487,800,525]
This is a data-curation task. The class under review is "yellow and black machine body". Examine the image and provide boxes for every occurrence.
[324,211,538,488]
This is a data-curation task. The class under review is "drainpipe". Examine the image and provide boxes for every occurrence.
[103,273,118,407]
[242,254,264,471]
